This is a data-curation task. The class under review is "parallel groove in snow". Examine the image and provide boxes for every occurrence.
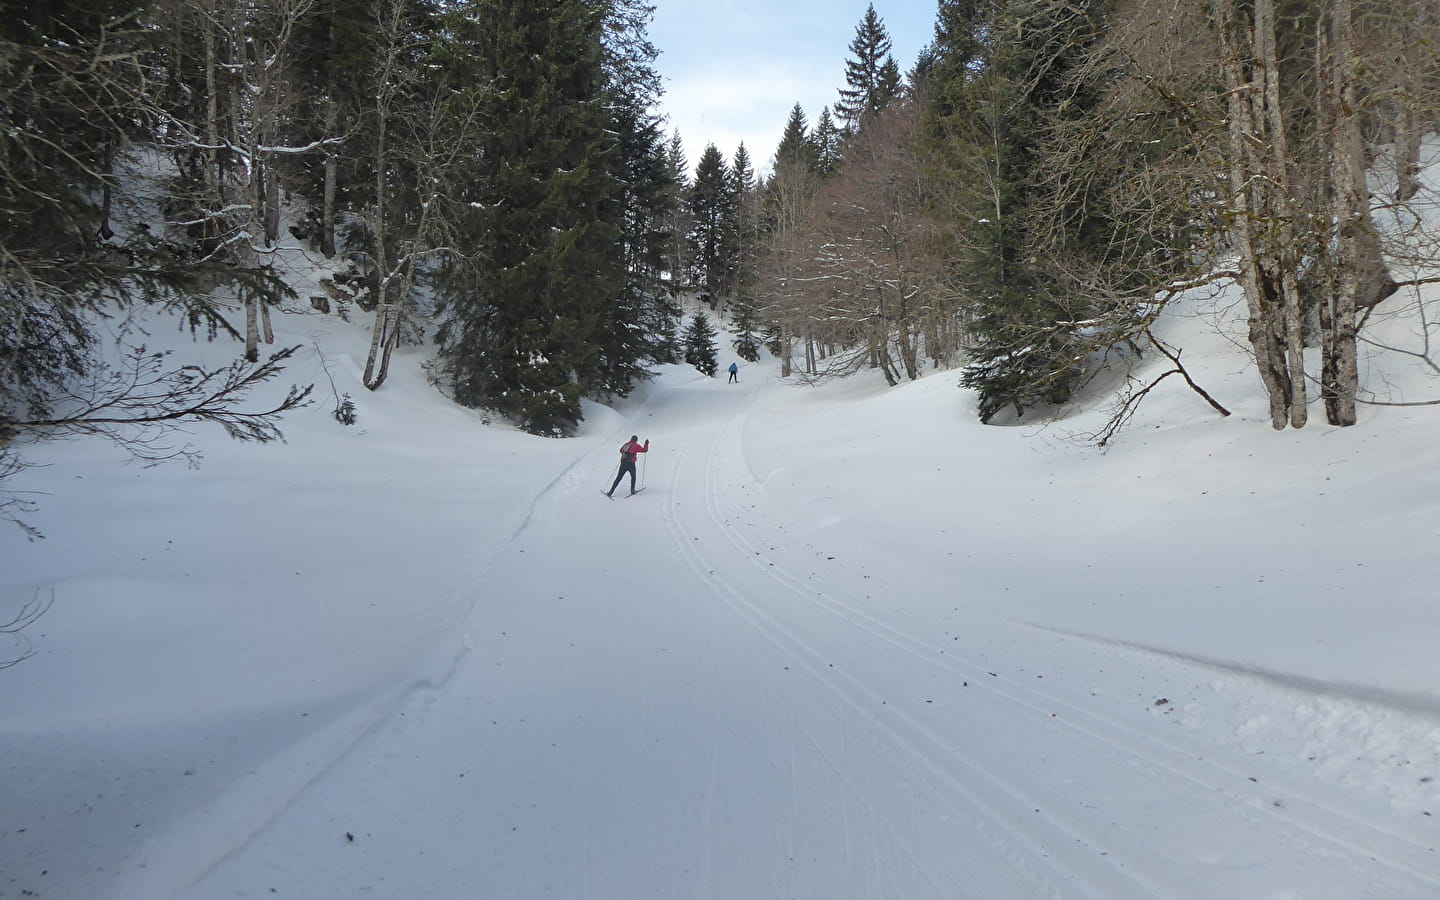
[658,379,1440,900]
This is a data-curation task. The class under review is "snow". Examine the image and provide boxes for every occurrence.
[4,265,1440,899]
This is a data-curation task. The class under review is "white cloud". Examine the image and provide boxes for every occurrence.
[647,0,935,176]
[661,59,839,171]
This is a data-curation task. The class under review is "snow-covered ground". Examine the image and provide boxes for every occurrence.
[4,258,1440,898]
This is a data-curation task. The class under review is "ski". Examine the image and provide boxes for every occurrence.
[601,488,644,500]
[601,490,614,500]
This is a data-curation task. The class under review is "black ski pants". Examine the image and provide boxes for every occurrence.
[609,458,637,494]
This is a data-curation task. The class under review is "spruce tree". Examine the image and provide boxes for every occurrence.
[1,2,144,418]
[731,299,763,363]
[947,0,1113,423]
[774,104,817,173]
[434,0,624,436]
[682,311,720,376]
[835,4,901,134]
[813,107,843,178]
[0,1,234,420]
[686,144,735,305]
[728,142,760,350]
[763,322,784,357]
[763,103,820,234]
[662,130,692,295]
[878,56,903,109]
[594,0,675,397]
[928,0,992,83]
[729,143,761,306]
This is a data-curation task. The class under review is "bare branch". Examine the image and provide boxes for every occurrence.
[1,590,54,669]
[9,346,314,456]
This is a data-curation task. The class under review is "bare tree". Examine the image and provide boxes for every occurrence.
[758,148,822,378]
[1213,0,1314,429]
[768,99,960,385]
[1051,0,1440,433]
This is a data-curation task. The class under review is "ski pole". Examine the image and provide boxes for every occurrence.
[606,459,621,491]
[641,447,648,490]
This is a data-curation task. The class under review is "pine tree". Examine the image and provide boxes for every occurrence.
[948,0,1114,423]
[729,143,761,306]
[915,0,996,138]
[662,130,692,296]
[594,0,676,397]
[763,322,784,357]
[434,0,623,436]
[731,299,763,362]
[764,103,820,234]
[682,311,720,376]
[1,2,147,419]
[813,107,843,178]
[686,144,735,305]
[878,56,903,109]
[930,0,992,81]
[773,104,817,173]
[835,4,901,134]
[604,120,679,386]
[0,1,253,419]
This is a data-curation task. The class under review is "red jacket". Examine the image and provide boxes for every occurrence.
[620,440,648,461]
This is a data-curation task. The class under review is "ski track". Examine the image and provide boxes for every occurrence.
[688,475,1440,892]
[658,377,1440,898]
[173,372,1440,900]
[662,450,968,900]
[662,414,1089,898]
[670,395,1147,898]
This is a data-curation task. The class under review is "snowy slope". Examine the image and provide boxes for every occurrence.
[3,246,1440,898]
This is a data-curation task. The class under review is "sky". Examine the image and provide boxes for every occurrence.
[647,0,938,174]
[6,137,1440,895]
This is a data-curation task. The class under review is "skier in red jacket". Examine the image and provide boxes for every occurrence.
[606,435,649,497]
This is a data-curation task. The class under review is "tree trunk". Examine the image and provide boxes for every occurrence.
[900,326,919,380]
[263,160,281,245]
[1254,0,1307,428]
[321,105,339,258]
[1322,0,1369,426]
[1218,0,1288,429]
[203,17,222,203]
[233,5,265,363]
[876,342,899,386]
[362,112,392,389]
[363,2,399,390]
[1217,0,1307,429]
[244,287,260,362]
[1394,102,1423,204]
[99,140,115,240]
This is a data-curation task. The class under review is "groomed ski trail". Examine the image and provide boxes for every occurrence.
[177,368,1440,900]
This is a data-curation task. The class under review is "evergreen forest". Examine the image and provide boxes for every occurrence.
[5,0,1440,486]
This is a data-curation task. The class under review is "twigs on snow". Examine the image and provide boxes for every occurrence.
[1090,329,1230,447]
